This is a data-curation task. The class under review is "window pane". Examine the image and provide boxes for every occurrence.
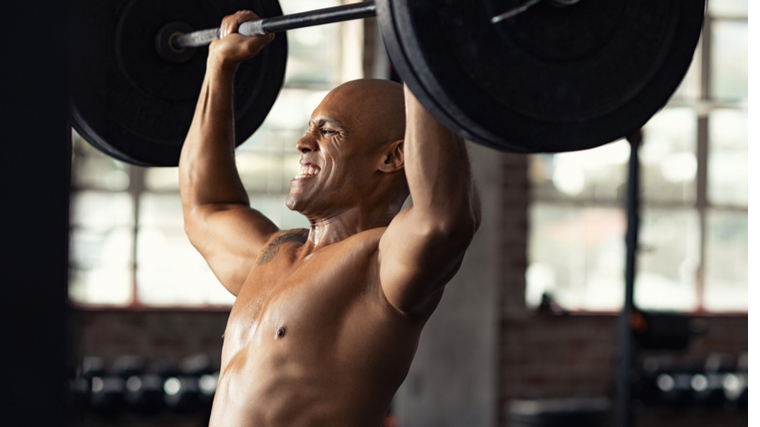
[69,227,133,305]
[708,109,747,206]
[640,108,698,205]
[670,38,701,101]
[527,204,625,311]
[283,0,343,86]
[709,0,747,17]
[144,166,178,191]
[136,193,234,306]
[69,190,134,305]
[70,191,134,228]
[69,191,134,305]
[237,150,293,194]
[635,209,699,311]
[529,140,630,203]
[135,193,307,306]
[71,130,131,191]
[245,89,328,140]
[249,194,309,230]
[711,20,748,101]
[136,226,234,306]
[703,210,747,312]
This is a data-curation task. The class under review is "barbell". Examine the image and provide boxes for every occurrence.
[68,0,705,167]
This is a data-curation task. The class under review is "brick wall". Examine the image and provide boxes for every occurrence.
[497,313,748,427]
[500,315,617,404]
[70,310,229,367]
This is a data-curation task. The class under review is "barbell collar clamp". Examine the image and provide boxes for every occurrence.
[156,21,197,63]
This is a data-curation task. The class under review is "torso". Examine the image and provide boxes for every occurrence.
[209,228,440,427]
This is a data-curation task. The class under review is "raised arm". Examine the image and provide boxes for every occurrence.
[179,11,279,296]
[378,85,482,314]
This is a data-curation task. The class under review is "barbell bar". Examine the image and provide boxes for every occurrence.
[68,0,706,166]
[169,0,583,52]
[173,2,378,50]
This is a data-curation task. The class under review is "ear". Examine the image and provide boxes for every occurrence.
[377,139,404,173]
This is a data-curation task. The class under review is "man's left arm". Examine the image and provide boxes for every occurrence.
[378,85,482,314]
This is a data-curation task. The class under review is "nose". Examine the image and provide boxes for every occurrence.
[296,134,318,153]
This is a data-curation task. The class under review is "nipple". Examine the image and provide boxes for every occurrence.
[275,326,286,339]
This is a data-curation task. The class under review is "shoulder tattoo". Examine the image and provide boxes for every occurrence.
[257,229,309,265]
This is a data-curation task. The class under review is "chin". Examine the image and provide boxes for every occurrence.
[285,193,299,212]
[286,191,312,214]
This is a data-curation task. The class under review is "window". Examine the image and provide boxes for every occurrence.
[69,0,365,308]
[526,0,747,313]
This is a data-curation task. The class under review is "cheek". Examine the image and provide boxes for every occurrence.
[323,145,376,180]
[336,158,370,180]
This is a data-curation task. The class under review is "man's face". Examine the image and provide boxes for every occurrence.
[285,90,379,217]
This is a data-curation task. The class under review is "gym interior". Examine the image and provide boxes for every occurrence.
[3,0,749,426]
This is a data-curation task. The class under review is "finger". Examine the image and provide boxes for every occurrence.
[233,10,261,24]
[219,12,236,38]
[236,34,273,58]
[242,32,274,49]
[221,10,261,38]
[219,17,232,39]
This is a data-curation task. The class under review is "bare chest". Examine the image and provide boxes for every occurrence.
[222,235,380,355]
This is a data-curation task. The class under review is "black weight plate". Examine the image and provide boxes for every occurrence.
[376,0,504,152]
[69,0,287,166]
[378,0,704,153]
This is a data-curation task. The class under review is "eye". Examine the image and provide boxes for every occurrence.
[321,129,337,136]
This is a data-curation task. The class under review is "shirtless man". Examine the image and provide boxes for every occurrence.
[179,10,481,427]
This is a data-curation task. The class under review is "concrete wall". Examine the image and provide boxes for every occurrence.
[394,142,501,427]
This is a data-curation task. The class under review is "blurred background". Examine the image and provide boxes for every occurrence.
[64,0,747,426]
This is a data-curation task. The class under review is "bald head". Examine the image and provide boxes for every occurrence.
[316,79,406,151]
[297,79,409,215]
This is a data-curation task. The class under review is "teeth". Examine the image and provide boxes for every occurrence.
[295,165,320,179]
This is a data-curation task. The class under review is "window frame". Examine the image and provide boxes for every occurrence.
[527,5,748,315]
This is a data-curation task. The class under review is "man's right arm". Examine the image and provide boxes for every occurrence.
[179,11,278,296]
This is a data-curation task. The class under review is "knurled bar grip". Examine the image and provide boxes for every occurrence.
[173,1,377,49]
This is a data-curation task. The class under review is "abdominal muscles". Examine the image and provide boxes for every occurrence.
[208,300,416,427]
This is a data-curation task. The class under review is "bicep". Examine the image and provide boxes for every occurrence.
[185,203,279,295]
[378,207,472,313]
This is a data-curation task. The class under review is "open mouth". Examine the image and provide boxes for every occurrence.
[294,163,320,179]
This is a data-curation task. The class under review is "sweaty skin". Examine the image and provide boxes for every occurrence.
[179,11,481,427]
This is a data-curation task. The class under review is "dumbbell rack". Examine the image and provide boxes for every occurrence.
[69,355,219,417]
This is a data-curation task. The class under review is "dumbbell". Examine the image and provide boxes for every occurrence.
[164,354,218,412]
[122,357,170,414]
[83,356,127,415]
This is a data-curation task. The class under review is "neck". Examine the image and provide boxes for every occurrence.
[304,203,399,249]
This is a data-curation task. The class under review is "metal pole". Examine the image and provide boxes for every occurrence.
[173,1,377,49]
[614,131,642,427]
